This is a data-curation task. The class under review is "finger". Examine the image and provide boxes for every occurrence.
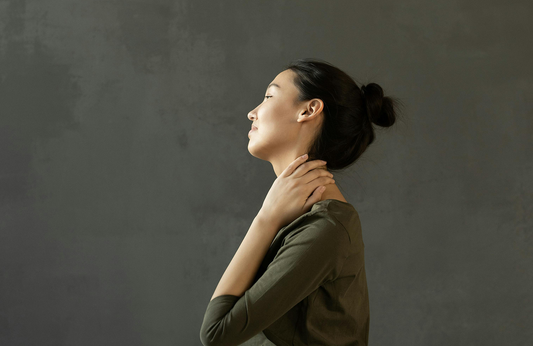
[303,176,335,200]
[302,168,333,185]
[303,185,326,211]
[312,176,335,188]
[291,159,327,178]
[280,154,309,177]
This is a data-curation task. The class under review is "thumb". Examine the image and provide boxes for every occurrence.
[303,186,326,210]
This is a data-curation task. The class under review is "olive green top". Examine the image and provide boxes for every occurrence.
[199,199,369,346]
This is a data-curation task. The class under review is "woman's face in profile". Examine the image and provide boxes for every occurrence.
[247,69,305,160]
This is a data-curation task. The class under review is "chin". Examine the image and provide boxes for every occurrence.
[247,145,259,159]
[247,145,268,161]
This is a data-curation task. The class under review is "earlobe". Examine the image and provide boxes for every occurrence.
[297,110,309,122]
[297,109,314,122]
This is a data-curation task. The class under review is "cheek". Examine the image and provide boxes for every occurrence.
[260,118,297,144]
[265,101,292,122]
[257,101,296,136]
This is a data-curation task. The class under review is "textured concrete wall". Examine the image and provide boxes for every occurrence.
[1,0,531,345]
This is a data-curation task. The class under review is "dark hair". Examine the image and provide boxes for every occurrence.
[285,58,402,172]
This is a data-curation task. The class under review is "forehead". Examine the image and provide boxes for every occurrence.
[269,69,296,90]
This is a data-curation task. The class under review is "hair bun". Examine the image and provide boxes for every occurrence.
[360,82,397,128]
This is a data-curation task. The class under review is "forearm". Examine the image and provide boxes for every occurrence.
[210,212,279,301]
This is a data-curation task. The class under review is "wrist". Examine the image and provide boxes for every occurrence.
[254,211,281,235]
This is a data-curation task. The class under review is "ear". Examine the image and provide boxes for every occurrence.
[297,99,324,122]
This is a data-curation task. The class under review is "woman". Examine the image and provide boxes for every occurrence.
[200,58,400,346]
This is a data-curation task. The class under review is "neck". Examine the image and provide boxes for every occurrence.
[318,183,347,203]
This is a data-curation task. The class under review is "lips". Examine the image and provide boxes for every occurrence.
[248,125,258,137]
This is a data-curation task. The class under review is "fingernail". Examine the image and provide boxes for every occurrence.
[301,154,308,158]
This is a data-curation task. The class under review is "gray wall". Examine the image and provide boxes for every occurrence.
[1,0,531,345]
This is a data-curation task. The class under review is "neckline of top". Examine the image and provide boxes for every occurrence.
[314,198,355,210]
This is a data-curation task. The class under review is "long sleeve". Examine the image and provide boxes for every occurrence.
[199,214,351,346]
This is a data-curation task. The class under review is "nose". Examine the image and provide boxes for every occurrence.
[247,108,256,121]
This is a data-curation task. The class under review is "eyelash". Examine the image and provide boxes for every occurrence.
[265,95,272,99]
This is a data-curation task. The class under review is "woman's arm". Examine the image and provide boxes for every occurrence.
[209,155,333,301]
[200,214,349,346]
[210,211,278,301]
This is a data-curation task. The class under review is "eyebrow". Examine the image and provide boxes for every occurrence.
[267,83,281,90]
